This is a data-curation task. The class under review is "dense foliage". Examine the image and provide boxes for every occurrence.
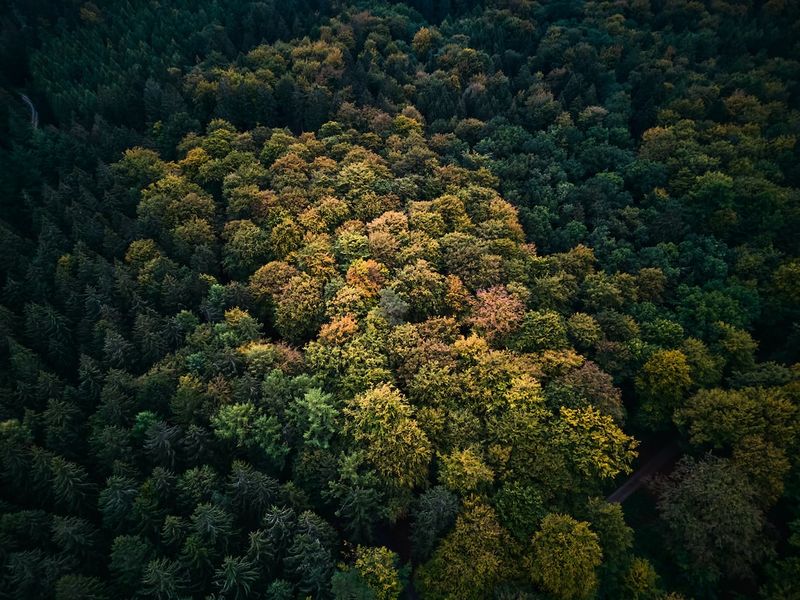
[1,0,799,598]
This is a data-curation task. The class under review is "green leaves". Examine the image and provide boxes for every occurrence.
[211,403,288,468]
[141,558,188,600]
[416,497,508,600]
[530,513,603,600]
[553,406,638,482]
[655,456,771,590]
[635,349,692,430]
[289,388,339,450]
[345,385,432,489]
[3,2,800,599]
[214,555,259,600]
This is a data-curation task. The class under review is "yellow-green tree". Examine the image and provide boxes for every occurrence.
[353,545,403,600]
[273,273,325,343]
[345,385,432,489]
[635,349,692,430]
[553,407,638,484]
[530,513,603,600]
[439,448,494,495]
[416,497,509,600]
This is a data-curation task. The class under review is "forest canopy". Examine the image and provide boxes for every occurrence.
[1,0,799,598]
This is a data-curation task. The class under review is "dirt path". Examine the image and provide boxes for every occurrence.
[606,440,681,503]
[19,93,38,128]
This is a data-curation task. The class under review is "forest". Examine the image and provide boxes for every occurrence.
[0,0,799,598]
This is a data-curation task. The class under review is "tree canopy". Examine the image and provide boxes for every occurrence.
[1,0,800,598]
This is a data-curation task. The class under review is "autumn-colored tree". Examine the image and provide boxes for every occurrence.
[346,259,388,298]
[552,406,638,487]
[467,285,524,345]
[249,261,299,301]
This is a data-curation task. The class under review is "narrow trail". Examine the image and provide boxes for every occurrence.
[19,93,38,128]
[607,440,681,504]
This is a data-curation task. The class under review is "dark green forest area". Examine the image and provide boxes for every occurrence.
[1,0,799,598]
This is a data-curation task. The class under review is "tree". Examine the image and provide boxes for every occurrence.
[322,451,384,543]
[410,486,459,562]
[350,545,404,600]
[214,555,259,600]
[412,27,442,59]
[211,403,288,468]
[330,569,375,599]
[52,515,99,563]
[530,513,603,600]
[261,505,296,558]
[416,497,509,600]
[49,455,95,513]
[274,274,325,343]
[390,260,446,320]
[567,312,603,350]
[552,406,638,487]
[138,174,215,242]
[674,384,798,506]
[141,558,188,600]
[249,261,299,301]
[622,558,660,600]
[265,579,294,600]
[346,259,388,298]
[345,385,432,489]
[732,434,791,507]
[654,455,771,590]
[580,498,634,594]
[438,448,494,494]
[680,338,723,388]
[187,502,235,564]
[226,460,279,523]
[514,310,569,352]
[711,322,757,374]
[143,421,181,469]
[112,147,167,205]
[100,476,138,532]
[546,361,625,424]
[284,527,335,596]
[492,481,547,543]
[289,388,339,450]
[635,349,692,430]
[467,286,524,345]
[674,386,798,451]
[54,575,108,600]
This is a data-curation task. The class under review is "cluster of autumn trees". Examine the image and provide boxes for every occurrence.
[1,0,800,599]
